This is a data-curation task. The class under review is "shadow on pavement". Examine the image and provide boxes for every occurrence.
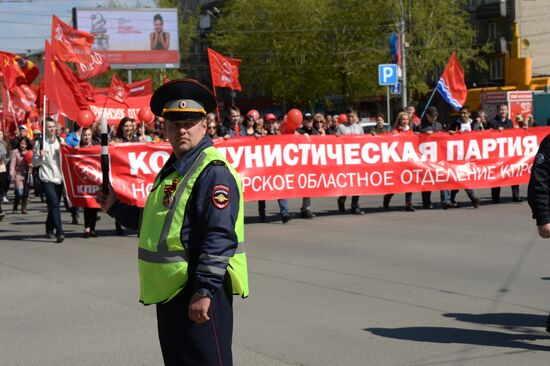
[364,326,550,351]
[444,312,549,330]
[9,221,48,226]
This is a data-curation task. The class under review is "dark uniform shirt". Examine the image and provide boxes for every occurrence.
[528,134,550,226]
[108,135,240,298]
[413,120,443,133]
[487,117,513,130]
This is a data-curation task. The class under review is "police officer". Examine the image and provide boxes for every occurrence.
[528,133,550,332]
[97,79,249,365]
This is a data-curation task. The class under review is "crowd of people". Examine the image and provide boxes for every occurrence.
[0,102,538,238]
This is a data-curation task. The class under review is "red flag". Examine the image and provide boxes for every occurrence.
[0,52,38,89]
[51,15,94,63]
[126,78,153,97]
[207,48,242,91]
[435,52,467,110]
[108,73,129,104]
[44,40,91,123]
[76,51,110,80]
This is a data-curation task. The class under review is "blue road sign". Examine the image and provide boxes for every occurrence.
[391,82,402,95]
[378,64,398,86]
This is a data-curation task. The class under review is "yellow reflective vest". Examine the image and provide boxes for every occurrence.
[138,146,248,305]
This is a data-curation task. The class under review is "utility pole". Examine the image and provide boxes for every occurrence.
[400,0,407,110]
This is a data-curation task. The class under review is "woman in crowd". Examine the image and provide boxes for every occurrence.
[9,138,30,214]
[242,111,259,137]
[207,114,218,139]
[113,116,137,235]
[136,123,153,142]
[313,113,326,135]
[383,111,415,212]
[78,127,100,237]
[115,117,138,143]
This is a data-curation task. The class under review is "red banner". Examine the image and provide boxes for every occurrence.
[51,15,94,63]
[88,94,151,126]
[62,128,549,208]
[207,48,242,91]
[96,78,152,98]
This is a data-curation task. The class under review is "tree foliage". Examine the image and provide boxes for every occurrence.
[209,0,487,108]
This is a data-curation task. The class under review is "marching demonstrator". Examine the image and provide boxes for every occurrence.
[96,79,249,365]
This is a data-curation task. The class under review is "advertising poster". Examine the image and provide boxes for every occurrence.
[75,8,179,68]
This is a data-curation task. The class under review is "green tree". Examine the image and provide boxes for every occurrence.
[210,0,487,108]
[209,0,334,109]
[390,0,490,96]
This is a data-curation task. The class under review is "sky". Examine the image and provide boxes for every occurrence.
[0,0,158,54]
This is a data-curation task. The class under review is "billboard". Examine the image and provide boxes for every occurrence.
[74,8,179,69]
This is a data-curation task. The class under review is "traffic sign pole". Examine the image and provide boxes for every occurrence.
[386,86,390,125]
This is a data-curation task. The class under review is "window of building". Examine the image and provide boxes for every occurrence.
[488,23,497,40]
[490,58,503,80]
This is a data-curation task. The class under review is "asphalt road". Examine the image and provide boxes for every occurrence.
[2,186,550,366]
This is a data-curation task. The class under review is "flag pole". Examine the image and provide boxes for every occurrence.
[0,80,4,132]
[42,94,47,147]
[5,88,18,130]
[209,68,221,122]
[420,86,438,120]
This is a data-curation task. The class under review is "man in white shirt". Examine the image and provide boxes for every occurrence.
[32,117,65,243]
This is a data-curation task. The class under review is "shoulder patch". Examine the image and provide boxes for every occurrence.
[212,184,230,209]
[536,153,545,165]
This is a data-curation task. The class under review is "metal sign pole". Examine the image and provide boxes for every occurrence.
[387,86,391,124]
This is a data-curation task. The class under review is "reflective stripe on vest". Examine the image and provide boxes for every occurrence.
[138,146,248,304]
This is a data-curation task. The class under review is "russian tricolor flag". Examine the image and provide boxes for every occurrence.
[435,52,467,111]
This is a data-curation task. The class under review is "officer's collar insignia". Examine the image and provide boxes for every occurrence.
[536,153,545,165]
[212,184,230,209]
[163,178,179,208]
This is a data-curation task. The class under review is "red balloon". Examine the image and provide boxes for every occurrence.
[77,110,95,128]
[138,108,154,123]
[286,109,303,132]
[246,109,260,121]
[24,150,33,164]
[337,113,348,124]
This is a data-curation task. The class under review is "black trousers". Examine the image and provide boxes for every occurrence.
[156,280,233,366]
[491,185,519,202]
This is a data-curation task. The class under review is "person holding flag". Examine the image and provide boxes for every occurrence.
[32,117,66,243]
